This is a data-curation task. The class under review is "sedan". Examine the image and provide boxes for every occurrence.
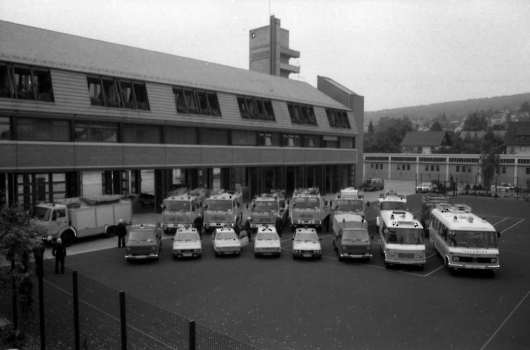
[254,226,281,257]
[212,228,244,256]
[416,182,436,193]
[172,228,202,259]
[490,182,514,193]
[292,228,322,259]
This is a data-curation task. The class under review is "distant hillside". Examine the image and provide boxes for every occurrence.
[366,93,530,124]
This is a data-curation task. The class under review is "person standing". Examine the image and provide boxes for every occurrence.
[193,213,204,238]
[117,218,127,248]
[33,241,45,276]
[244,216,252,242]
[52,238,66,275]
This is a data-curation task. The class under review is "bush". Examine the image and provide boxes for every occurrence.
[464,184,471,190]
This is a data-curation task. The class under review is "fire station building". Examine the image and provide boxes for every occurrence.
[0,20,364,210]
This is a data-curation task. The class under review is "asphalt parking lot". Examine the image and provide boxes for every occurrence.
[41,189,530,350]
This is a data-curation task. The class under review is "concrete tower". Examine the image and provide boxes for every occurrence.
[249,15,300,78]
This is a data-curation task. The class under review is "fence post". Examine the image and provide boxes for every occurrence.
[120,291,127,350]
[189,320,196,350]
[38,273,45,350]
[11,261,17,330]
[73,271,80,350]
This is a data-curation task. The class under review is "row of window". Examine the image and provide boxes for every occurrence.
[370,163,384,169]
[287,102,318,126]
[326,108,351,129]
[174,86,221,116]
[426,165,441,172]
[87,76,150,110]
[0,116,355,149]
[0,62,54,102]
[456,166,472,173]
[237,96,275,121]
[397,164,411,171]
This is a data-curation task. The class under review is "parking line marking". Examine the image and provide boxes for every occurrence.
[492,217,509,226]
[423,265,444,277]
[500,219,525,234]
[480,289,530,350]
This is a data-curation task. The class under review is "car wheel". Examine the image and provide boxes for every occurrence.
[105,226,117,238]
[254,253,259,258]
[338,255,343,262]
[197,254,202,259]
[214,251,219,257]
[172,255,177,260]
[385,262,391,269]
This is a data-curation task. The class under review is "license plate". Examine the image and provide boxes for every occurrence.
[135,256,146,259]
[303,254,311,257]
[465,265,485,269]
[183,253,192,257]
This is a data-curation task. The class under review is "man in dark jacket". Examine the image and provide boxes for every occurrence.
[117,218,127,248]
[193,213,204,238]
[52,238,67,274]
[244,216,252,242]
[33,241,45,276]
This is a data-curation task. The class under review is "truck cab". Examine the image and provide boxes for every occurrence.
[289,188,330,232]
[203,190,242,233]
[161,188,206,233]
[332,187,369,217]
[33,203,70,242]
[248,190,289,234]
[375,190,408,230]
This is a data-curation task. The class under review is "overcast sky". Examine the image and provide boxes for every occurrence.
[1,0,529,111]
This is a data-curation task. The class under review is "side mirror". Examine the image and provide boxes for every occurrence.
[292,237,294,240]
[319,238,322,241]
[371,235,374,240]
[366,202,370,207]
[246,203,249,209]
[496,231,501,238]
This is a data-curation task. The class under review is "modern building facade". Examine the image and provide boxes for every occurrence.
[0,20,362,211]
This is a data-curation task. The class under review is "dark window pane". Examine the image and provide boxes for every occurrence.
[33,69,54,102]
[120,81,135,109]
[200,129,229,145]
[17,118,70,141]
[245,97,256,117]
[263,101,275,121]
[133,83,150,110]
[238,97,249,118]
[14,66,34,100]
[196,91,210,115]
[232,130,256,146]
[74,121,118,142]
[0,64,12,98]
[207,93,221,116]
[174,88,187,113]
[102,79,120,107]
[165,126,198,145]
[123,124,160,144]
[184,90,198,114]
[340,137,354,149]
[0,116,11,140]
[87,77,104,106]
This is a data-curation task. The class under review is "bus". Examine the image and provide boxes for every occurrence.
[428,203,500,276]
[379,210,426,269]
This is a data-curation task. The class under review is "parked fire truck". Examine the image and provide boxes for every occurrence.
[248,190,289,235]
[161,187,207,233]
[33,195,132,247]
[289,188,331,232]
[203,189,243,233]
[332,187,370,217]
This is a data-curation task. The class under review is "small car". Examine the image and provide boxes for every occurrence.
[292,228,322,259]
[125,223,162,262]
[254,226,282,257]
[138,193,155,207]
[361,178,384,191]
[490,182,514,193]
[212,227,248,256]
[172,227,202,259]
[415,182,436,193]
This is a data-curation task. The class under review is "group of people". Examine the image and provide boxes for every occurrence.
[193,213,255,242]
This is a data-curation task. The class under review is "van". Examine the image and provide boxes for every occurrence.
[361,178,384,191]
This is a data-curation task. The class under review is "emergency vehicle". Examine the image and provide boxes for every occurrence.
[332,187,369,217]
[375,190,408,230]
[332,213,372,261]
[420,194,451,237]
[203,189,243,233]
[248,190,288,234]
[172,227,202,259]
[379,210,426,269]
[160,188,207,233]
[289,188,330,232]
[428,203,500,276]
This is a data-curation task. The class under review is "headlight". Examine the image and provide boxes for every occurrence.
[151,246,157,251]
[342,246,348,250]
[126,248,131,252]
[416,253,424,259]
[388,252,396,258]
[452,256,460,262]
[491,258,497,263]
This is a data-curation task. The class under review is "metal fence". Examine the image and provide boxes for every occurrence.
[1,260,259,350]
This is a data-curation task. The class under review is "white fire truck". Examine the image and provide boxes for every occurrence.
[161,188,207,233]
[203,189,243,233]
[289,188,330,232]
[332,187,370,217]
[247,190,289,235]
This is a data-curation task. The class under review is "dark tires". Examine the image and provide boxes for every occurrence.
[61,230,75,247]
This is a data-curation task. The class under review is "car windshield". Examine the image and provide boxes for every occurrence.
[386,228,424,245]
[295,232,319,241]
[335,199,363,212]
[215,231,237,240]
[449,230,497,249]
[342,229,370,242]
[257,232,279,241]
[205,200,232,211]
[254,200,278,212]
[380,202,407,211]
[128,231,156,241]
[163,200,190,212]
[175,232,199,241]
[33,207,51,221]
[421,183,431,187]
[293,197,320,209]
